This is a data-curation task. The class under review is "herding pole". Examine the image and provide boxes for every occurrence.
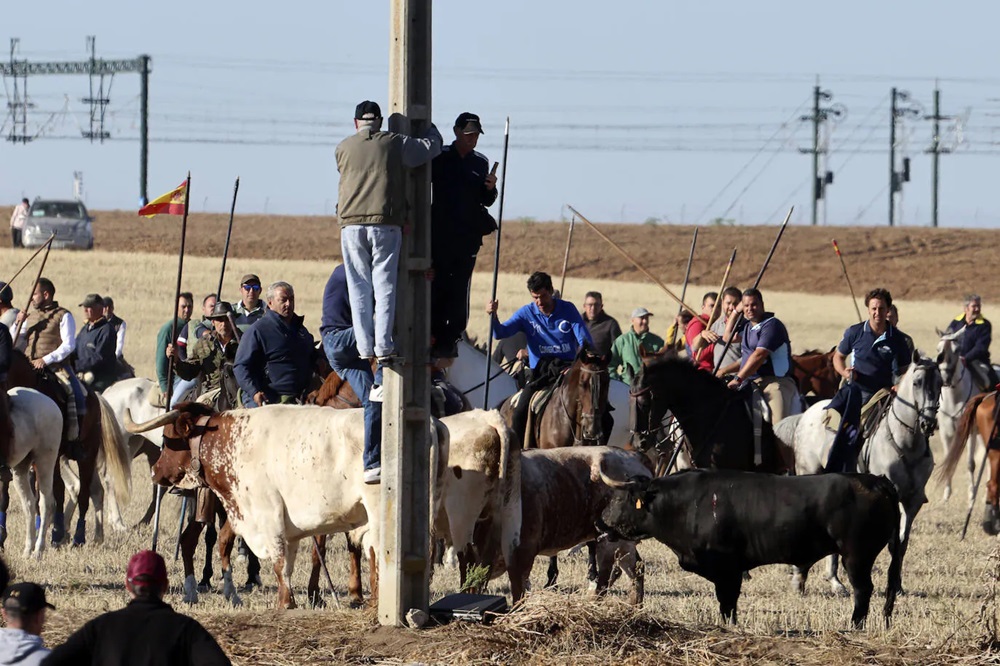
[706,248,737,329]
[669,227,698,347]
[483,117,510,411]
[558,214,575,297]
[215,177,240,301]
[152,172,192,553]
[831,239,863,323]
[567,205,699,318]
[1,235,54,293]
[710,207,793,377]
[11,234,55,346]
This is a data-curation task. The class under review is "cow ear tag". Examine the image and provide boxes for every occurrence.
[635,498,643,510]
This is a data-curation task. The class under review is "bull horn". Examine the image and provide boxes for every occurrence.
[598,458,646,490]
[125,408,182,434]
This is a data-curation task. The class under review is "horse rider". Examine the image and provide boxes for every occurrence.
[692,286,743,377]
[73,294,118,393]
[233,274,266,333]
[155,292,194,408]
[824,287,913,473]
[13,277,86,448]
[609,307,664,384]
[234,281,316,408]
[887,304,915,355]
[726,287,799,428]
[0,282,18,337]
[945,293,998,391]
[320,264,383,485]
[683,292,718,373]
[167,301,240,410]
[486,271,593,443]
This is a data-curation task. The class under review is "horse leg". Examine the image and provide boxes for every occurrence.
[89,470,105,546]
[308,534,327,608]
[217,519,242,607]
[137,483,158,527]
[59,458,80,531]
[199,521,217,591]
[244,545,263,592]
[180,519,206,604]
[72,454,97,546]
[985,449,1000,535]
[346,533,364,608]
[545,555,559,588]
[0,465,10,549]
[368,545,379,608]
[50,462,66,546]
[11,461,39,557]
[791,563,811,595]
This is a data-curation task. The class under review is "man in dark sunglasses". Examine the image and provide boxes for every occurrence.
[233,274,266,333]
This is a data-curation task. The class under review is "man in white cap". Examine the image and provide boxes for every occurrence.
[610,306,665,384]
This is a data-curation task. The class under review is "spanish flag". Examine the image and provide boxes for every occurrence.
[138,180,188,217]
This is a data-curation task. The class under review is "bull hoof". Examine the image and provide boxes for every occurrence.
[983,518,999,536]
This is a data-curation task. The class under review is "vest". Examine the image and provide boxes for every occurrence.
[335,129,407,227]
[24,301,70,362]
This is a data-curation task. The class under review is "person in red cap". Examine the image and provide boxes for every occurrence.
[44,550,231,665]
[0,582,53,665]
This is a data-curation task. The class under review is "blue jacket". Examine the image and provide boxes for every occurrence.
[490,299,593,369]
[837,321,911,394]
[946,315,992,365]
[319,265,352,335]
[75,318,117,382]
[233,310,315,402]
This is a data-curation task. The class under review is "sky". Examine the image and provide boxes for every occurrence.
[3,1,1000,228]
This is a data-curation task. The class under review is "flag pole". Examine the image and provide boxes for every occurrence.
[11,234,55,346]
[152,172,192,553]
[484,117,510,410]
[215,177,240,302]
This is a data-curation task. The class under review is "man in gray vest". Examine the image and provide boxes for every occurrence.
[336,100,442,364]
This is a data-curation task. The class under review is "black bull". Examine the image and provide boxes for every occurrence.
[597,469,902,628]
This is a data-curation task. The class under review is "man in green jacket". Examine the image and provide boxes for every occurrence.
[155,292,193,407]
[168,301,239,409]
[610,307,665,384]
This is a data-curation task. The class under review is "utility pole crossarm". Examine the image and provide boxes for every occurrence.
[0,57,146,76]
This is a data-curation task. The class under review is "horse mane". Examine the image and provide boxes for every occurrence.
[640,355,731,398]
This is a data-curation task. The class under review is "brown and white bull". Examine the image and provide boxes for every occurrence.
[126,402,449,609]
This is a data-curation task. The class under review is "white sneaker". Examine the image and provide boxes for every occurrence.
[363,466,381,484]
[369,384,383,402]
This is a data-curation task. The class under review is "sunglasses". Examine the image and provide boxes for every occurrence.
[241,284,261,291]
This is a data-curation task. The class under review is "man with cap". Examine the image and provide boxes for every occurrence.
[945,293,998,391]
[0,282,18,336]
[429,111,498,359]
[0,582,53,665]
[44,549,231,665]
[336,100,442,364]
[610,306,665,384]
[233,274,266,333]
[74,293,117,393]
[169,300,240,409]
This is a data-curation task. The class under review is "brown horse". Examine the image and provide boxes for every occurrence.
[791,348,839,402]
[936,391,1000,534]
[6,350,131,546]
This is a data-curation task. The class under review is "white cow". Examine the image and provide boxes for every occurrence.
[126,402,449,609]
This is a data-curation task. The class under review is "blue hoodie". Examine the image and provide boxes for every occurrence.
[0,628,49,666]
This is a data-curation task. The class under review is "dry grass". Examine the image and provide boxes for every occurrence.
[1,247,999,663]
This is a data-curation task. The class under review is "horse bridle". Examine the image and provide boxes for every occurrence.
[882,364,940,457]
[557,363,608,445]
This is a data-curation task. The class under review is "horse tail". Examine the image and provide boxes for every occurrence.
[880,476,902,625]
[936,393,988,486]
[97,393,132,508]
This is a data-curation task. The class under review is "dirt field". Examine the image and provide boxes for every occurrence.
[3,205,998,302]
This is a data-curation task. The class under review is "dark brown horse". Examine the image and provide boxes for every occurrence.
[791,348,839,403]
[937,390,1000,535]
[6,350,131,546]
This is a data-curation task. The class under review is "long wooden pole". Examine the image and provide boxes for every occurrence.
[215,177,240,302]
[1,235,54,290]
[567,205,698,318]
[558,214,576,297]
[483,117,510,410]
[152,172,192,553]
[831,239,863,323]
[669,227,699,347]
[11,234,56,346]
[706,248,737,329]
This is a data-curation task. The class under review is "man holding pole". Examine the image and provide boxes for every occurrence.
[692,286,743,377]
[683,292,718,373]
[486,271,592,442]
[155,293,194,408]
[429,112,498,360]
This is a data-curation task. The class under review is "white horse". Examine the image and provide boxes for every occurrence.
[448,340,633,447]
[4,387,63,556]
[779,356,940,595]
[936,329,980,503]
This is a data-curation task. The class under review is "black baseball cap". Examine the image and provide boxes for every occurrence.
[454,112,484,135]
[3,583,55,613]
[355,101,382,121]
[80,293,104,308]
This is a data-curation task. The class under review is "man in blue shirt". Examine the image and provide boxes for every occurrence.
[825,287,913,472]
[320,265,383,485]
[945,293,997,391]
[727,288,799,426]
[486,271,593,442]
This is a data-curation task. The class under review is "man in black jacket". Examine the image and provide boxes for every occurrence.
[430,112,498,359]
[43,549,231,665]
[74,294,117,392]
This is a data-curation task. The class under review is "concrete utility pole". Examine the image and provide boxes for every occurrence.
[925,87,951,228]
[888,88,920,227]
[380,0,433,628]
[800,81,844,226]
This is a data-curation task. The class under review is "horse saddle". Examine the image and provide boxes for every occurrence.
[741,384,770,467]
[821,388,892,436]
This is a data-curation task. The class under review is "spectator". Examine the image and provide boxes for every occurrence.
[581,291,622,359]
[9,198,28,248]
[610,307,665,384]
[0,282,18,337]
[233,275,266,333]
[74,294,117,393]
[336,100,442,364]
[887,304,915,355]
[193,294,218,340]
[155,292,194,408]
[0,582,53,666]
[43,550,231,665]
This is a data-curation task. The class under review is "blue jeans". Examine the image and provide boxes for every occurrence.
[170,377,199,408]
[340,225,402,358]
[323,328,382,471]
